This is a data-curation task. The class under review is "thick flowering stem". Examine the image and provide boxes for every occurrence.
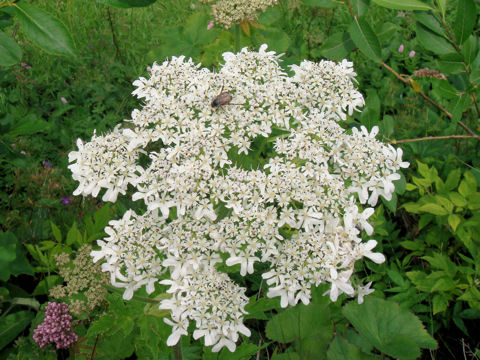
[173,342,183,360]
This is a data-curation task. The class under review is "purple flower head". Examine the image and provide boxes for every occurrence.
[61,197,71,205]
[398,44,404,53]
[33,302,77,349]
[409,50,416,58]
[44,160,52,167]
[88,45,93,49]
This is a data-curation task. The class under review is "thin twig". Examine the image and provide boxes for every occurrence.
[390,134,479,144]
[380,62,479,138]
[90,335,99,360]
[106,7,124,63]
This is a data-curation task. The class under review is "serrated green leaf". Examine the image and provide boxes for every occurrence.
[372,0,433,10]
[0,31,22,66]
[348,17,382,62]
[266,303,333,358]
[454,0,476,44]
[343,297,437,359]
[13,3,76,57]
[0,311,34,350]
[327,336,378,360]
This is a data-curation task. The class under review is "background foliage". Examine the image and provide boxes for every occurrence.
[0,0,479,359]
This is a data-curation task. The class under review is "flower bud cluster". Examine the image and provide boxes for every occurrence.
[50,244,109,316]
[33,302,77,349]
[202,0,278,29]
[69,44,409,352]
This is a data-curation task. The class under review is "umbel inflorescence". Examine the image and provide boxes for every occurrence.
[68,44,409,352]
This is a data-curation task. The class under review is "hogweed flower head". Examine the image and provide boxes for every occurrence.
[33,302,77,349]
[69,44,409,352]
[200,0,278,29]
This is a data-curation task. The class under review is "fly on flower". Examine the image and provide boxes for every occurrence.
[211,82,241,108]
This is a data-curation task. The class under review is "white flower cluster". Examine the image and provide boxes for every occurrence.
[69,44,409,352]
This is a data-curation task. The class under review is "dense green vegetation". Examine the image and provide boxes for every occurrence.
[1,0,479,359]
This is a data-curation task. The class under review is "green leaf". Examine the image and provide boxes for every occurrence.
[445,169,462,191]
[13,3,76,57]
[375,22,398,44]
[319,32,355,60]
[0,232,34,281]
[0,31,22,66]
[461,35,478,65]
[351,0,371,17]
[7,118,50,137]
[266,303,333,358]
[372,0,433,10]
[327,336,378,360]
[96,0,156,8]
[219,342,259,360]
[50,222,62,243]
[32,275,61,295]
[416,23,455,55]
[470,68,480,85]
[435,0,447,18]
[454,0,477,44]
[343,297,437,359]
[257,27,291,54]
[66,221,83,246]
[418,202,449,216]
[448,214,462,231]
[348,17,382,62]
[0,311,34,350]
[415,12,446,37]
[302,0,338,7]
[271,354,301,360]
[436,52,466,74]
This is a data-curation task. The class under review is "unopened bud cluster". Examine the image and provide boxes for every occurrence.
[199,0,278,29]
[33,302,77,349]
[50,244,109,316]
[69,44,409,352]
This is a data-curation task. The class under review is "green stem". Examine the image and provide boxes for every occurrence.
[173,342,183,360]
[234,23,241,52]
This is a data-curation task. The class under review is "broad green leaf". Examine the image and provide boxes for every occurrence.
[445,169,462,191]
[7,118,50,137]
[319,32,355,60]
[418,203,449,216]
[0,311,34,350]
[0,12,14,29]
[436,53,466,74]
[375,22,398,44]
[416,24,455,55]
[372,0,433,10]
[470,68,480,85]
[415,12,446,37]
[454,0,476,44]
[467,193,480,210]
[219,342,259,360]
[448,192,467,207]
[256,27,291,54]
[13,3,76,57]
[302,0,338,7]
[348,17,382,62]
[272,354,300,360]
[0,31,22,66]
[97,0,156,8]
[266,303,333,358]
[351,0,371,17]
[0,232,34,281]
[245,297,280,320]
[461,35,478,65]
[448,214,462,231]
[382,115,394,137]
[343,297,437,359]
[327,335,378,360]
[422,254,457,277]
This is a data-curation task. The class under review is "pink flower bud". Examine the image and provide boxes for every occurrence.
[409,50,415,58]
[147,66,152,72]
[61,97,68,104]
[207,21,214,30]
[398,44,404,53]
